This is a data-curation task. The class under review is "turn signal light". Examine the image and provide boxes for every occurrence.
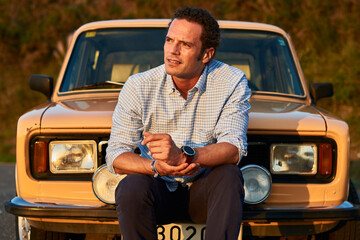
[34,140,48,173]
[319,143,332,176]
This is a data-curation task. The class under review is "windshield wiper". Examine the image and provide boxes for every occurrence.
[70,81,125,91]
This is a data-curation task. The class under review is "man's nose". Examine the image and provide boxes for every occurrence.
[169,43,180,55]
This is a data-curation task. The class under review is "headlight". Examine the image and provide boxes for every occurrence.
[241,165,272,204]
[270,144,317,175]
[92,164,127,204]
[49,140,97,173]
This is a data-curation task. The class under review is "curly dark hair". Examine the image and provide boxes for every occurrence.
[170,6,220,58]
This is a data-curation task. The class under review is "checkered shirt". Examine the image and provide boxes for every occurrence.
[106,60,251,191]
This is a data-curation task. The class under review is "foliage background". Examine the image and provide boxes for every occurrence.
[0,0,360,164]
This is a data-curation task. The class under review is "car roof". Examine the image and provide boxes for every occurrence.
[75,19,287,36]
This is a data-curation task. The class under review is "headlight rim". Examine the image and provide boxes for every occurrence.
[241,164,272,205]
[92,164,126,205]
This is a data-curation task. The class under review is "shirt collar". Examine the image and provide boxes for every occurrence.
[194,64,208,95]
[165,64,209,95]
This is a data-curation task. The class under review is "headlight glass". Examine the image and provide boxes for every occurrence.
[49,140,97,173]
[92,164,127,204]
[241,165,272,204]
[270,144,317,175]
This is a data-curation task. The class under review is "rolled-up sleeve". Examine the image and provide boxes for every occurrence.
[215,73,251,163]
[106,77,143,174]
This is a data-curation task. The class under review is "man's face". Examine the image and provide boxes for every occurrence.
[164,18,211,81]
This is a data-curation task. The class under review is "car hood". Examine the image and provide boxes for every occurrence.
[248,100,326,132]
[40,99,117,129]
[40,99,326,133]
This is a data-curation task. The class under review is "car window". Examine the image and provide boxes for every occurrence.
[60,28,304,97]
[60,29,165,92]
[218,30,303,96]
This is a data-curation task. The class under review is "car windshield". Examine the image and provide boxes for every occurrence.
[60,28,304,97]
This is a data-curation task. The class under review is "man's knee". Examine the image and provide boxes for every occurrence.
[115,174,154,208]
[210,164,244,186]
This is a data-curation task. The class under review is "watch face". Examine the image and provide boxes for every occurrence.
[183,146,195,156]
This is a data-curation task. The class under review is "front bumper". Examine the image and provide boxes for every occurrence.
[5,197,360,222]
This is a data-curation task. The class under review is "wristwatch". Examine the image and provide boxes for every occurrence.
[181,146,196,164]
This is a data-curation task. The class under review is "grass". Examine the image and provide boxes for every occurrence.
[0,154,15,163]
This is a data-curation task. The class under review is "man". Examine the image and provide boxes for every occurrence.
[106,6,251,239]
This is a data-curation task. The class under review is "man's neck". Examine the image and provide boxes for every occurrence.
[172,76,198,99]
[172,65,207,99]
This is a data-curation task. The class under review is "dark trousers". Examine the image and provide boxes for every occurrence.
[115,164,245,240]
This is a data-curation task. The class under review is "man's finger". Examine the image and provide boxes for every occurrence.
[179,163,201,176]
[142,132,171,145]
[148,141,171,149]
[150,152,167,161]
[156,161,188,175]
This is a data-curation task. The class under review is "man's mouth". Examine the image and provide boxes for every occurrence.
[167,58,181,65]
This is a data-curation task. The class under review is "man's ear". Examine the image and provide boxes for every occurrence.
[202,47,215,64]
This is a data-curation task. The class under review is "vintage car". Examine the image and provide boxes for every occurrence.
[5,19,360,239]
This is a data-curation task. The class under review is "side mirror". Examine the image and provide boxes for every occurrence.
[310,83,333,104]
[30,75,54,101]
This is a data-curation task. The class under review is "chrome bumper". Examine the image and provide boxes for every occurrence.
[5,197,359,222]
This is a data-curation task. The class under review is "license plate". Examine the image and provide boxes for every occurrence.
[157,223,243,240]
[157,223,206,240]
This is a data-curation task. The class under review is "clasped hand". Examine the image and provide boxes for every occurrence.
[141,132,200,176]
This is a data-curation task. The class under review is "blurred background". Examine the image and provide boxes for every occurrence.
[0,0,359,185]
